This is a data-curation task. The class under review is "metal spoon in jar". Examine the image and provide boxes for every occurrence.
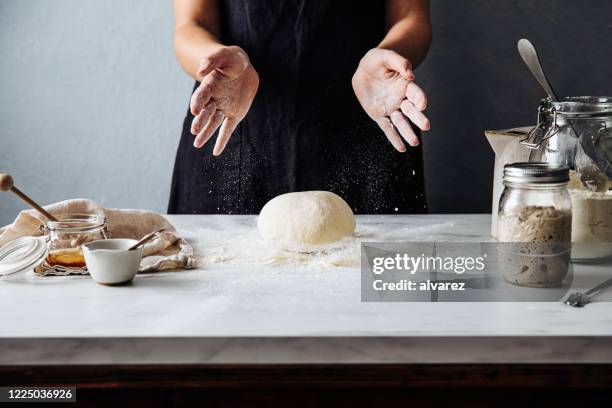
[517,39,559,102]
[517,39,610,190]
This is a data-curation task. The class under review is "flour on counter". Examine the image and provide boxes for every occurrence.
[193,220,456,270]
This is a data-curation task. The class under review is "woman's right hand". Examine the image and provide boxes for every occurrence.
[352,48,429,152]
[190,46,259,155]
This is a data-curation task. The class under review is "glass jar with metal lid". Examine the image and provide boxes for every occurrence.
[521,96,612,189]
[39,214,109,275]
[497,163,572,287]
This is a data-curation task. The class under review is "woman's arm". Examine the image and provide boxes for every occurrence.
[379,0,432,67]
[172,0,259,155]
[173,0,225,81]
[352,0,431,151]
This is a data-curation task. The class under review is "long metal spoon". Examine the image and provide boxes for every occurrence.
[517,39,559,101]
[517,39,611,188]
[564,276,612,307]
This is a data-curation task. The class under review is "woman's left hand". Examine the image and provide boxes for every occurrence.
[352,48,430,152]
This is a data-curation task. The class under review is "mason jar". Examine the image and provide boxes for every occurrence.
[41,214,108,272]
[497,163,572,287]
[521,97,612,258]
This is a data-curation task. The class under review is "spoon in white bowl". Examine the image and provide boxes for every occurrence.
[128,229,165,251]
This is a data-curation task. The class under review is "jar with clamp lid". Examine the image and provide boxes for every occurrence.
[521,96,612,190]
[40,214,109,275]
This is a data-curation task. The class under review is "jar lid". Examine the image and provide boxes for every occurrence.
[503,162,570,184]
[0,236,47,276]
[542,96,612,116]
[45,214,106,232]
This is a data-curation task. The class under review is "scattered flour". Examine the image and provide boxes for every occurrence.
[192,219,456,271]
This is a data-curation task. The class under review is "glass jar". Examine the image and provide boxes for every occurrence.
[40,214,108,273]
[521,97,612,258]
[521,96,612,189]
[497,163,572,287]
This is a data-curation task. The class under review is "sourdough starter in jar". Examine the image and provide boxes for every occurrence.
[497,163,572,287]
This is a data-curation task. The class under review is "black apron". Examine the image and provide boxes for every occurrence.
[168,0,427,215]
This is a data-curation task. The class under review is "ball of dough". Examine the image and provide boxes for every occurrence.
[258,191,356,245]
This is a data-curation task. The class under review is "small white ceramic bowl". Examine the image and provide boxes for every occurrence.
[82,239,142,285]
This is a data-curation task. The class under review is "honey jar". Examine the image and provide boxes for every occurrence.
[40,214,108,273]
[46,247,87,268]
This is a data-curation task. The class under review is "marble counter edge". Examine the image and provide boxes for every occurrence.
[2,336,612,365]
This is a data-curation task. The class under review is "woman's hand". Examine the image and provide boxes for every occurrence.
[352,48,430,152]
[190,46,259,155]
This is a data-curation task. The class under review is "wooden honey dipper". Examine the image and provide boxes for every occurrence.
[0,173,58,221]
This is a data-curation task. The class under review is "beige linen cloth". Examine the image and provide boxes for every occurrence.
[0,199,197,274]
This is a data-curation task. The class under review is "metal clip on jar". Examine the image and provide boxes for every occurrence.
[520,96,612,181]
[497,163,572,287]
[39,214,109,275]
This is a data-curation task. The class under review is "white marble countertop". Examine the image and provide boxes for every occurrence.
[1,214,612,365]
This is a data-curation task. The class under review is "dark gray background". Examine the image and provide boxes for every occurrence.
[420,0,612,213]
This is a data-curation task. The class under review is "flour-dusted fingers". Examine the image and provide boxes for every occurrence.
[194,110,225,148]
[400,99,430,131]
[213,117,239,156]
[352,48,423,151]
[190,82,213,116]
[375,116,406,152]
[191,101,217,135]
[390,110,419,147]
[405,82,427,111]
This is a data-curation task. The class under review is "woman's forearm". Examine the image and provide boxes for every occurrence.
[378,0,432,67]
[173,0,225,81]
